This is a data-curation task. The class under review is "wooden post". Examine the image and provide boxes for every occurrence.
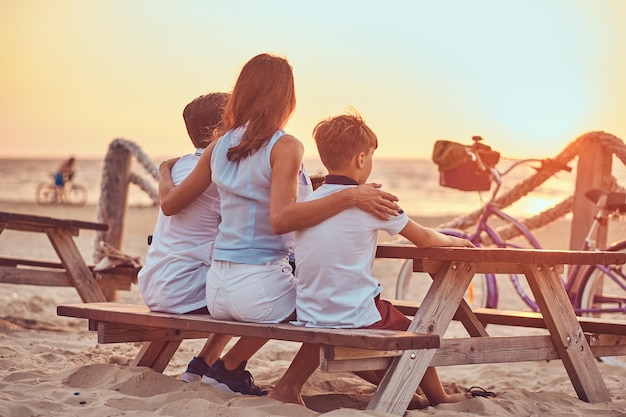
[570,134,613,252]
[95,140,132,263]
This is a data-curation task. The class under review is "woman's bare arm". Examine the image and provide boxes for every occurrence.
[269,135,401,235]
[159,142,215,216]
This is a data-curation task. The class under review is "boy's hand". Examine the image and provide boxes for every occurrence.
[449,236,475,248]
[351,184,401,220]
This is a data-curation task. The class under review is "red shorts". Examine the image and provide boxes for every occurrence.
[365,295,411,331]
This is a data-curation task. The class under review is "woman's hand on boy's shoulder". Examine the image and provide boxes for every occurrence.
[159,157,179,172]
[351,184,401,220]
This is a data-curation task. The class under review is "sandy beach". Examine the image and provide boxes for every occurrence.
[1,201,626,417]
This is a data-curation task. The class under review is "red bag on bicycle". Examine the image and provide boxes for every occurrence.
[432,138,500,192]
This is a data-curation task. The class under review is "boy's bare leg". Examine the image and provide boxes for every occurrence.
[355,370,429,409]
[419,367,471,405]
[197,333,233,365]
[219,337,268,370]
[268,343,320,406]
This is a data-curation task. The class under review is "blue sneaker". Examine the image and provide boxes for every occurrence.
[180,357,211,383]
[201,359,267,396]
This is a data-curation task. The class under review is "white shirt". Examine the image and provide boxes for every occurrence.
[138,149,221,313]
[293,176,409,328]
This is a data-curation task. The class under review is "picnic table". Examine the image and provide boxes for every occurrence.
[363,245,626,415]
[57,244,626,416]
[0,211,138,302]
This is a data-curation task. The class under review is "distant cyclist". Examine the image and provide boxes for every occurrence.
[54,156,76,202]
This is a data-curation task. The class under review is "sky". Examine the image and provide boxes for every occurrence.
[2,0,626,160]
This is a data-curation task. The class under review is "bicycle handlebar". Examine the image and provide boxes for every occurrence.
[467,149,572,201]
[542,158,572,173]
[491,156,571,178]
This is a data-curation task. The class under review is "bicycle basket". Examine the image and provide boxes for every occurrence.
[432,139,500,192]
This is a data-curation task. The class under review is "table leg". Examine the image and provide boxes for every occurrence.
[523,263,611,403]
[46,227,107,303]
[132,341,182,373]
[367,261,476,415]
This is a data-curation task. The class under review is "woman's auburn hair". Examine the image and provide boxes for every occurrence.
[221,53,296,162]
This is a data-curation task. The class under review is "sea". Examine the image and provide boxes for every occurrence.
[0,154,602,220]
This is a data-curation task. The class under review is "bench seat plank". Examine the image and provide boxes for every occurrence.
[390,299,626,336]
[57,303,440,351]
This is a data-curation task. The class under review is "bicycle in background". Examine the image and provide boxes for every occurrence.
[36,175,88,206]
[395,138,626,364]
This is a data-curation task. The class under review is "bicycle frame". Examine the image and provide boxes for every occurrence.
[570,192,626,313]
[452,201,544,311]
[462,185,626,314]
[398,151,626,317]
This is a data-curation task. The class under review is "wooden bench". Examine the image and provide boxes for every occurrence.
[0,211,138,302]
[56,302,441,374]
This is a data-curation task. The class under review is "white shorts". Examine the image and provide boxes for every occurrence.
[206,259,296,323]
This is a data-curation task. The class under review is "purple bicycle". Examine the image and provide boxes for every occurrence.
[396,151,626,365]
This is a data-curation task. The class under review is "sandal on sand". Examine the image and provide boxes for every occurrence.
[468,386,496,398]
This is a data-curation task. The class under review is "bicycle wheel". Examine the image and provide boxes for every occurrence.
[67,184,87,206]
[36,183,57,205]
[577,240,626,367]
[395,258,493,309]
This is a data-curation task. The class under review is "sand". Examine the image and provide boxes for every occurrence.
[1,201,626,417]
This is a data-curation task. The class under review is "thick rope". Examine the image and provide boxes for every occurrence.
[440,131,626,235]
[104,138,159,206]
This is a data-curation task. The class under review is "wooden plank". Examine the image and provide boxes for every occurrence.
[323,336,560,372]
[96,322,214,343]
[375,245,626,267]
[323,334,625,372]
[0,258,138,281]
[588,333,626,347]
[523,263,611,403]
[452,299,489,337]
[0,267,74,286]
[131,340,182,373]
[0,211,108,232]
[390,299,626,336]
[413,259,564,274]
[570,139,611,252]
[57,303,440,351]
[0,266,135,289]
[367,261,476,415]
[0,257,65,269]
[46,228,107,303]
[97,143,132,252]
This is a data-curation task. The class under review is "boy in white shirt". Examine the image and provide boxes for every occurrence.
[138,92,243,386]
[268,112,475,408]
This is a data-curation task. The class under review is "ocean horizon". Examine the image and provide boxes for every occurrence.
[0,154,588,220]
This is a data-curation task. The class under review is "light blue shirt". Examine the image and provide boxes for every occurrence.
[211,127,311,263]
